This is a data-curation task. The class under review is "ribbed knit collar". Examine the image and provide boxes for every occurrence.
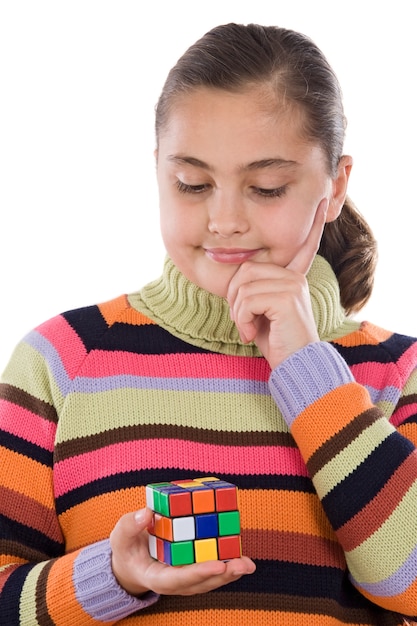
[128,255,359,356]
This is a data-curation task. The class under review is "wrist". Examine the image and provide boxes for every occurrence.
[73,540,158,620]
[111,558,151,597]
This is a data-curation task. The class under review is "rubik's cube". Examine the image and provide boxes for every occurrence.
[146,476,242,566]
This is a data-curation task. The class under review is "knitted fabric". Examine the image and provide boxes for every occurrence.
[1,255,417,625]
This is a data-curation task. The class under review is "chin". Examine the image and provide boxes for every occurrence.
[188,273,226,297]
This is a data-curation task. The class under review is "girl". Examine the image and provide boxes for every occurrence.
[1,22,417,626]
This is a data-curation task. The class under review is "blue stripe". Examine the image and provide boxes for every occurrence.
[71,374,269,394]
[352,541,417,597]
[24,331,72,396]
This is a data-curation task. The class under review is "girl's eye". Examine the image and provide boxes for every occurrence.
[176,180,210,194]
[253,185,288,198]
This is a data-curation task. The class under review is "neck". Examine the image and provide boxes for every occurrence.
[128,255,360,356]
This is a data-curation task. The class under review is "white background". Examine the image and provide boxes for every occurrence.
[0,1,415,374]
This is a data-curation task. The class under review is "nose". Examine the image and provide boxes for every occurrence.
[207,191,249,237]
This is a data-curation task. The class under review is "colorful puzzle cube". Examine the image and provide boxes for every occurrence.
[146,476,242,566]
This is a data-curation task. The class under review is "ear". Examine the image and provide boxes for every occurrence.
[326,155,353,222]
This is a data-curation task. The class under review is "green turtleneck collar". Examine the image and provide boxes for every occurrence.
[128,255,360,356]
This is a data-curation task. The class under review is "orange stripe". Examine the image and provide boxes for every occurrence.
[0,447,54,508]
[0,556,27,567]
[239,489,335,540]
[291,383,373,459]
[398,422,417,446]
[59,487,146,551]
[358,574,417,616]
[46,553,98,626]
[333,323,393,347]
[124,609,361,625]
[98,295,155,327]
[59,487,335,552]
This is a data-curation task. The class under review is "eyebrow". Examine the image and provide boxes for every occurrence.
[167,155,298,171]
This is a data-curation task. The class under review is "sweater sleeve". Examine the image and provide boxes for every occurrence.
[0,318,158,624]
[269,341,417,618]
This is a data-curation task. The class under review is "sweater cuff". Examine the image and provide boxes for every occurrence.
[73,539,159,621]
[269,342,354,428]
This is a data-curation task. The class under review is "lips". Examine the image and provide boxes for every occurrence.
[204,248,261,264]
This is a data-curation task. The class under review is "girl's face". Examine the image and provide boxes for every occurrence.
[156,87,351,298]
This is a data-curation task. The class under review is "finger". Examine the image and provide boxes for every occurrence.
[232,287,279,344]
[155,556,256,596]
[286,197,328,275]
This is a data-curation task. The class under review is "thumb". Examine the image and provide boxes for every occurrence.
[134,507,153,530]
[110,507,153,544]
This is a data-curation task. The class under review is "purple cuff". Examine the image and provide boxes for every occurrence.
[73,539,159,622]
[269,341,353,427]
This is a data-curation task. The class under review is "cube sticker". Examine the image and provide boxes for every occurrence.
[146,476,242,566]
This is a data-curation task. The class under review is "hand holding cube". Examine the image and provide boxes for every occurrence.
[146,477,242,566]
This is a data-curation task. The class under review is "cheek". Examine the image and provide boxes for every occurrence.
[264,210,314,263]
[265,210,310,244]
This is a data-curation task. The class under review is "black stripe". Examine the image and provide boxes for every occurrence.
[0,514,63,558]
[144,560,380,613]
[99,322,211,355]
[55,469,315,514]
[62,305,109,351]
[0,430,52,466]
[332,333,416,366]
[322,432,415,528]
[0,563,33,625]
[63,305,212,355]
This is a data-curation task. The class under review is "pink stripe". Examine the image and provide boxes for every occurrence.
[391,403,417,428]
[36,315,87,377]
[54,440,308,496]
[0,399,55,451]
[350,361,400,391]
[80,351,271,381]
[351,343,417,391]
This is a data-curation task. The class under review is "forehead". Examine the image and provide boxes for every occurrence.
[157,86,319,168]
[160,85,300,133]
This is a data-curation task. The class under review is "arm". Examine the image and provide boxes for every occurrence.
[227,199,417,616]
[0,321,158,625]
[269,340,417,616]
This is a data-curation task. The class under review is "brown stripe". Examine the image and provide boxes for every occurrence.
[0,486,64,544]
[55,423,296,461]
[0,383,57,424]
[142,591,382,623]
[396,393,417,410]
[0,539,49,564]
[242,528,345,568]
[337,450,417,550]
[307,407,382,476]
[35,559,56,626]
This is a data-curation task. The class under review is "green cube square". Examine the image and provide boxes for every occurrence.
[158,491,171,516]
[147,482,171,514]
[218,510,240,536]
[170,541,195,566]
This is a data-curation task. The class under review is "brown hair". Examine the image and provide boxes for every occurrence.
[155,23,377,314]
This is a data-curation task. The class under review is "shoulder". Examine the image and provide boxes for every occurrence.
[332,321,417,383]
[38,295,154,343]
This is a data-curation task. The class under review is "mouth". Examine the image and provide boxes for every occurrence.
[204,248,262,264]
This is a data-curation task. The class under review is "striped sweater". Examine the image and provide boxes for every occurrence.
[1,255,417,625]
